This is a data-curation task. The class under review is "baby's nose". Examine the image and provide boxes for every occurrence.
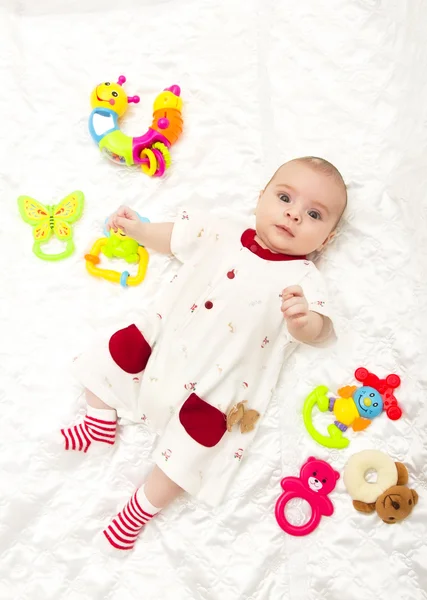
[364,398,372,407]
[286,210,301,222]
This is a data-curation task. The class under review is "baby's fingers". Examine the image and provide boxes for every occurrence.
[283,305,307,319]
[108,215,120,232]
[281,296,304,312]
[118,205,137,220]
[282,285,304,299]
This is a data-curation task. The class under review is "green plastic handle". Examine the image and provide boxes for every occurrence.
[303,385,349,450]
[33,240,75,261]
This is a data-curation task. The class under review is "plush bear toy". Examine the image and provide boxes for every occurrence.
[343,450,418,524]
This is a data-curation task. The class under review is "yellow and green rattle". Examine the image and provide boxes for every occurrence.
[85,214,149,287]
[18,191,84,261]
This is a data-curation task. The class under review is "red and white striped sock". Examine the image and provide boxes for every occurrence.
[61,406,117,453]
[103,486,161,551]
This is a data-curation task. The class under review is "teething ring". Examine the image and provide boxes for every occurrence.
[140,148,157,176]
[275,491,321,536]
[85,240,149,287]
[343,450,398,504]
[152,148,166,177]
[153,142,172,168]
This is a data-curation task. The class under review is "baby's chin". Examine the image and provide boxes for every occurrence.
[257,230,313,256]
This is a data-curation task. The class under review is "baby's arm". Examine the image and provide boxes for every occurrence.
[107,206,173,254]
[281,285,332,344]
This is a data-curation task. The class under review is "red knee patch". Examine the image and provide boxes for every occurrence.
[109,324,152,374]
[179,394,227,448]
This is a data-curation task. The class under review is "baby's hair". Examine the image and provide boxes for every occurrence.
[291,156,347,212]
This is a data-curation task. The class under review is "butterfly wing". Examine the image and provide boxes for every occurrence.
[54,219,72,240]
[53,191,84,223]
[18,196,50,225]
[227,402,245,432]
[33,219,52,242]
[240,409,260,433]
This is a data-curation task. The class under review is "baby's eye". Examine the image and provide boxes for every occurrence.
[308,210,321,220]
[279,194,291,203]
[373,402,378,407]
[105,82,111,86]
[112,91,118,98]
[322,479,327,483]
[369,393,375,398]
[313,471,317,476]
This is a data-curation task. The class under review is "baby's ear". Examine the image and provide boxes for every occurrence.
[411,489,419,506]
[353,500,376,514]
[316,230,335,253]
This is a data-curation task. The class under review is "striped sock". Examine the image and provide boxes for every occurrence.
[61,406,117,452]
[103,486,161,551]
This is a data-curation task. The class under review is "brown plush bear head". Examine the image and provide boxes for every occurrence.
[352,461,418,524]
[375,486,419,524]
[353,484,418,524]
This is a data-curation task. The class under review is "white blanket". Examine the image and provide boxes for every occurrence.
[1,1,426,598]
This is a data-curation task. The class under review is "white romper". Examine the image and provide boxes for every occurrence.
[72,210,333,506]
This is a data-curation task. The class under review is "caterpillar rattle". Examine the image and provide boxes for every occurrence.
[88,75,183,176]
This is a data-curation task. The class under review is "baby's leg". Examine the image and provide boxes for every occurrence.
[61,389,117,453]
[103,466,182,551]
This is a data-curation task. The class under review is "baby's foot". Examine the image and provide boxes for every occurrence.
[103,489,160,551]
[61,407,117,453]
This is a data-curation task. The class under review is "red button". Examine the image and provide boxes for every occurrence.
[250,244,258,253]
[205,301,213,309]
[227,270,235,279]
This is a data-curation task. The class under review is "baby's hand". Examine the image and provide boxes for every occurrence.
[106,206,141,238]
[281,285,309,329]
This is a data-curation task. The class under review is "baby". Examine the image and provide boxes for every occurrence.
[63,156,347,551]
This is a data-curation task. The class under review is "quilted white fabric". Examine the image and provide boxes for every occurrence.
[1,0,426,598]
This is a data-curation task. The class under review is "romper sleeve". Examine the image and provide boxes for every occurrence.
[170,209,222,263]
[299,262,336,345]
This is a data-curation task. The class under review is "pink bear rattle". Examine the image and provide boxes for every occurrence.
[275,457,340,536]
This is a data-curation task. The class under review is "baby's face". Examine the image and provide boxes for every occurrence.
[255,162,346,255]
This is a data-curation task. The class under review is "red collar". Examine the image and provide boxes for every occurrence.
[241,229,307,262]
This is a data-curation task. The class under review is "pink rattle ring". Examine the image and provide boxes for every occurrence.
[275,457,340,536]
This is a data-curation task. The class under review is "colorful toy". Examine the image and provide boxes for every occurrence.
[18,192,84,261]
[88,75,183,176]
[343,450,418,524]
[85,216,149,287]
[303,368,402,450]
[275,457,339,536]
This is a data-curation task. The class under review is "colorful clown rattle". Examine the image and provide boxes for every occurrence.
[85,215,150,287]
[88,75,183,176]
[303,368,402,449]
[275,457,339,536]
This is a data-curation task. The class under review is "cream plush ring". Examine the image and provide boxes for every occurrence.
[343,450,398,503]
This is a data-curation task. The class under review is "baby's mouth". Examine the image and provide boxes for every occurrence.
[276,224,295,237]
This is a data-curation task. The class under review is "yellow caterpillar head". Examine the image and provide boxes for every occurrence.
[90,76,140,117]
[153,85,183,112]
